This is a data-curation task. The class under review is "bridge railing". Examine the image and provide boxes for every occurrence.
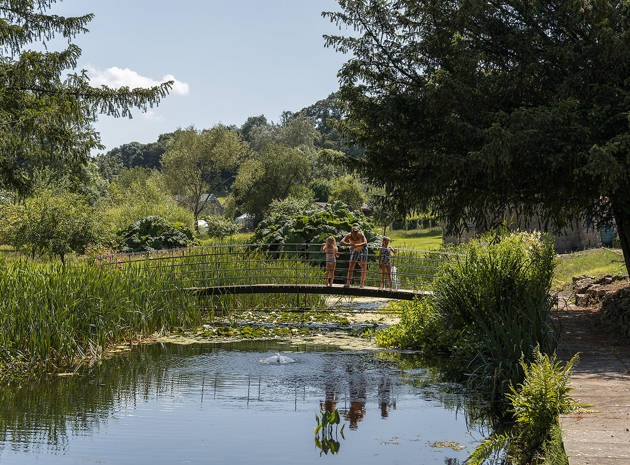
[93,243,456,292]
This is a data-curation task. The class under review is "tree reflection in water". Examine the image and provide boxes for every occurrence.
[0,342,483,464]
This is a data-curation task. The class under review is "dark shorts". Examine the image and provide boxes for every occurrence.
[349,247,368,263]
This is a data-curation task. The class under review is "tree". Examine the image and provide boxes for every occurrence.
[329,175,365,211]
[324,1,630,274]
[98,168,193,243]
[231,144,312,223]
[0,188,97,262]
[162,126,247,232]
[0,1,171,196]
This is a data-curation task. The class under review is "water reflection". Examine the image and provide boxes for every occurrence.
[0,342,485,464]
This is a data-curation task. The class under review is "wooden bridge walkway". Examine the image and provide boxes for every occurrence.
[187,284,431,301]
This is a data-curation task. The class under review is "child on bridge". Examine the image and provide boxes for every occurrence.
[378,236,397,290]
[321,236,339,287]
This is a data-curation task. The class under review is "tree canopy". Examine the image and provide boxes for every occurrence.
[0,0,171,195]
[162,126,246,231]
[324,0,630,272]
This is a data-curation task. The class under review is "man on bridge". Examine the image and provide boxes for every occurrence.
[340,224,368,288]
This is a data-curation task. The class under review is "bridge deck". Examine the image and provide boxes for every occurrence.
[186,284,430,301]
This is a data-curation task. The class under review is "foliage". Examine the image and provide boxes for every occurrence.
[231,144,312,223]
[314,409,345,456]
[98,168,193,242]
[116,216,196,253]
[0,258,200,381]
[309,178,333,202]
[162,126,247,231]
[0,187,97,261]
[553,248,627,288]
[374,232,557,404]
[324,0,630,276]
[375,299,450,352]
[468,348,578,465]
[266,196,314,218]
[202,215,239,239]
[252,201,378,246]
[329,175,366,210]
[0,0,170,196]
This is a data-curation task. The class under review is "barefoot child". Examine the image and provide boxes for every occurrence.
[378,237,397,289]
[321,236,339,287]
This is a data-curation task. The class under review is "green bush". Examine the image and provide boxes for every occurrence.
[468,348,578,465]
[253,200,378,246]
[0,188,98,262]
[98,169,194,243]
[329,175,366,210]
[374,231,558,403]
[375,299,451,353]
[202,215,239,239]
[117,216,196,253]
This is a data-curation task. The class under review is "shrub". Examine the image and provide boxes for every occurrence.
[202,215,239,239]
[98,169,194,243]
[434,231,557,400]
[374,299,451,353]
[253,200,378,246]
[309,178,333,202]
[329,175,365,210]
[468,348,579,465]
[0,188,98,262]
[117,216,196,253]
[374,231,558,403]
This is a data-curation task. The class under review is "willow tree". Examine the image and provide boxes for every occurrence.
[0,0,172,196]
[324,1,630,273]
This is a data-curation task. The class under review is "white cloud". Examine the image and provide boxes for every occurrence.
[87,66,190,96]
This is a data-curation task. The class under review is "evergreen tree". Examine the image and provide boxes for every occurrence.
[324,0,630,274]
[0,0,171,195]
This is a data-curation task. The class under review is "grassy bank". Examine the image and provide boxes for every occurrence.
[0,258,201,382]
[553,248,626,288]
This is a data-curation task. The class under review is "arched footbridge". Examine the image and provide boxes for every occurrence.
[98,243,455,304]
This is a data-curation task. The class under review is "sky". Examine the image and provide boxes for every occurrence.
[49,0,348,153]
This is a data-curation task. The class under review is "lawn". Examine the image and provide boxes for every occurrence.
[553,248,627,288]
[387,227,443,250]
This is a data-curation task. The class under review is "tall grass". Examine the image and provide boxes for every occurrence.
[376,232,558,405]
[0,258,200,379]
[0,244,333,381]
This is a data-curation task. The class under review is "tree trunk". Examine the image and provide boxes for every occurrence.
[612,198,630,277]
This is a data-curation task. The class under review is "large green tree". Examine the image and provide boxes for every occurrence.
[162,126,247,232]
[0,0,171,196]
[231,144,312,223]
[324,0,630,273]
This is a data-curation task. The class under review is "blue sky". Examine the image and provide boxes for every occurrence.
[50,0,347,152]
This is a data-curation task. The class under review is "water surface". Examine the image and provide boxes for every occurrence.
[0,341,487,464]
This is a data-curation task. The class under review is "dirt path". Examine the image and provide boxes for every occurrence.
[557,294,630,465]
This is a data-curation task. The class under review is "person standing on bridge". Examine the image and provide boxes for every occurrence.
[321,236,339,287]
[340,224,368,288]
[378,236,397,290]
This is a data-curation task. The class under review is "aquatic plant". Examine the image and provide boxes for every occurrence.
[374,232,558,404]
[467,348,580,465]
[314,408,345,455]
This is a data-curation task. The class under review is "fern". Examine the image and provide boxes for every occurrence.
[467,433,512,465]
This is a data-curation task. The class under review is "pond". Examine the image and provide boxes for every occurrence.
[0,341,488,464]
